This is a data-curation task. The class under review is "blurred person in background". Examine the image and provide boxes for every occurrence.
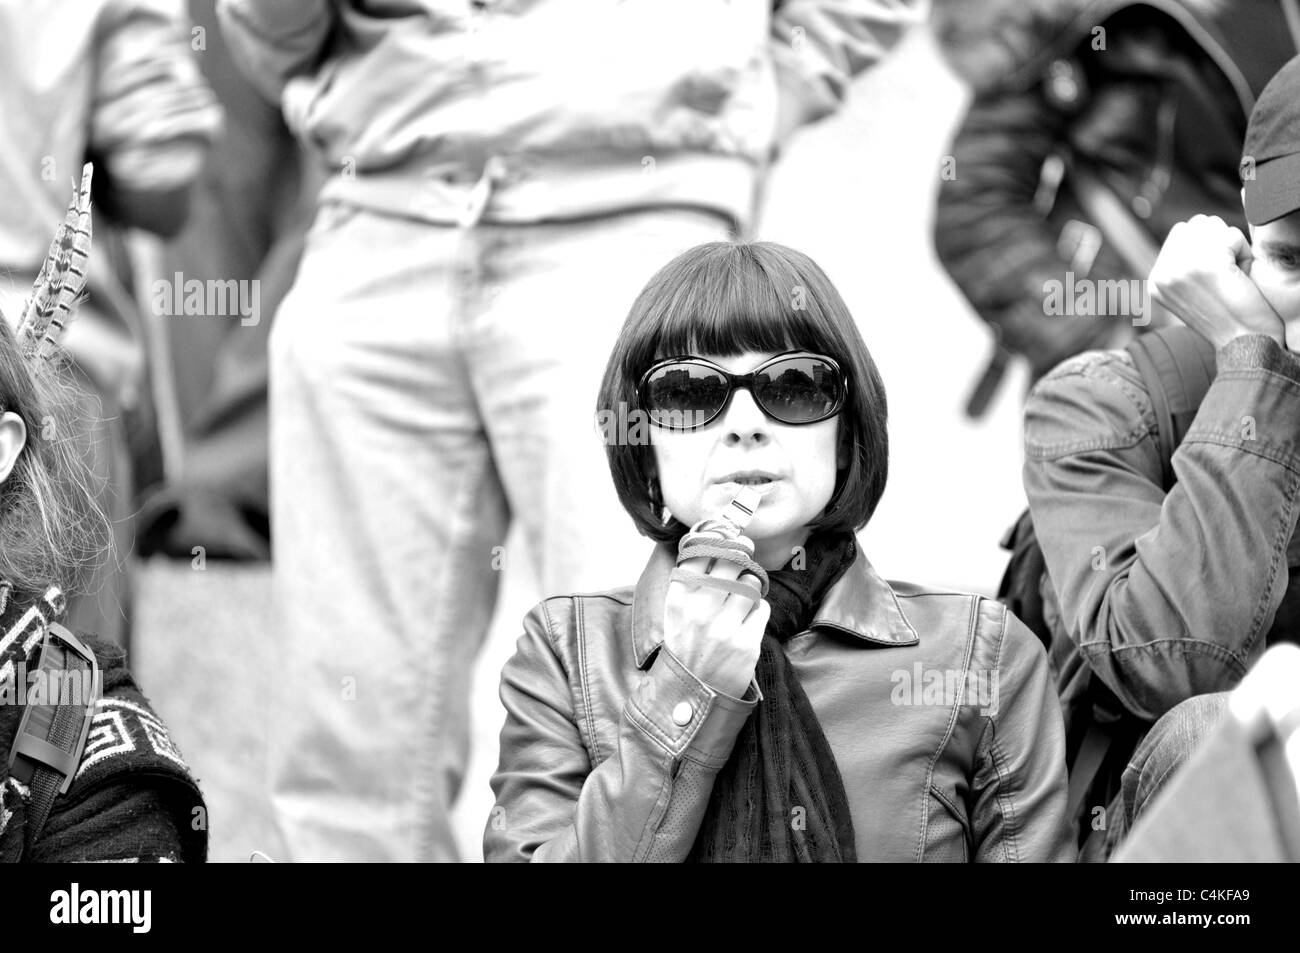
[216,0,924,862]
[0,0,221,647]
[135,0,314,563]
[932,0,1299,416]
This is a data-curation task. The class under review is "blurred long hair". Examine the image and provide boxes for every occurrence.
[0,316,111,598]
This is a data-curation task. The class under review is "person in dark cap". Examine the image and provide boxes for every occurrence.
[1021,52,1300,860]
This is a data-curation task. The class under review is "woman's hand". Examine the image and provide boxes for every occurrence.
[1148,215,1286,350]
[662,549,770,699]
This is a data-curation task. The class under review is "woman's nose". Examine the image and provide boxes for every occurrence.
[720,387,770,445]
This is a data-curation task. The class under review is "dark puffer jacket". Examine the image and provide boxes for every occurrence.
[932,0,1297,393]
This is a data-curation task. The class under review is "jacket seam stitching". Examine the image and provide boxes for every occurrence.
[633,762,675,861]
[540,599,604,771]
[988,602,1019,862]
[1180,432,1300,475]
[916,594,978,862]
[930,787,972,861]
[970,604,1016,862]
[1246,465,1300,658]
[1026,353,1154,460]
[1214,365,1300,391]
[1077,635,1248,671]
[1026,430,1148,460]
[986,727,1020,863]
[573,597,604,765]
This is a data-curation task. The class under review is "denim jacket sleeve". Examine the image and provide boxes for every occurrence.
[1023,335,1300,721]
[968,603,1075,862]
[483,599,757,863]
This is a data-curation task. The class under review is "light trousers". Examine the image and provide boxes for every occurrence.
[268,203,730,860]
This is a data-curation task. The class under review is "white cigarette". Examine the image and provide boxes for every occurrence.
[721,486,762,532]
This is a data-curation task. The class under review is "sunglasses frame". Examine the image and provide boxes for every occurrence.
[637,349,848,431]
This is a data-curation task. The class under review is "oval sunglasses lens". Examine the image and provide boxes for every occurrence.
[647,363,729,428]
[754,357,842,423]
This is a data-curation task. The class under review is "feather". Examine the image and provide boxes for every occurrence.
[16,164,93,363]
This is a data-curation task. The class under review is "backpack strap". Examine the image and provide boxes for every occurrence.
[1067,725,1113,821]
[5,622,101,853]
[1125,326,1217,491]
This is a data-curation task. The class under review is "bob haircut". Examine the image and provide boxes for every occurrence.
[597,240,888,545]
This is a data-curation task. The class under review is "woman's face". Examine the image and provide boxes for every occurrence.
[650,350,842,569]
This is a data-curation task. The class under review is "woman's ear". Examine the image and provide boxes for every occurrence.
[0,411,28,484]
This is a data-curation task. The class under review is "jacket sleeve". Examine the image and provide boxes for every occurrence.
[769,0,922,131]
[30,783,189,863]
[89,0,222,193]
[1023,336,1300,721]
[484,600,757,863]
[969,603,1075,862]
[215,0,337,102]
[933,60,1113,373]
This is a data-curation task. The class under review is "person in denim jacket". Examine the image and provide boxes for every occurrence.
[1023,55,1300,849]
[485,242,1074,862]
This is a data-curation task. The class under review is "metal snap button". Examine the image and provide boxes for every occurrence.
[672,702,693,726]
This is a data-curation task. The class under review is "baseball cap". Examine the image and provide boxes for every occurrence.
[1242,54,1300,226]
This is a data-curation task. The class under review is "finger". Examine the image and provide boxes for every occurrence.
[676,555,715,576]
[670,556,740,614]
[743,596,771,629]
[1225,226,1254,270]
[677,545,752,581]
[706,557,744,580]
[715,586,760,629]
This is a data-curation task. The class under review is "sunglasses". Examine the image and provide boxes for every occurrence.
[638,350,848,430]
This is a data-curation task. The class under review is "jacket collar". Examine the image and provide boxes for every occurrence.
[630,541,920,668]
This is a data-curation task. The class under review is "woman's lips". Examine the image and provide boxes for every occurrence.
[715,478,781,496]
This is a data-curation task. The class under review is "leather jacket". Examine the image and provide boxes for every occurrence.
[485,542,1075,862]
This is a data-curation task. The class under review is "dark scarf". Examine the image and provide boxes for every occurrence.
[688,528,860,863]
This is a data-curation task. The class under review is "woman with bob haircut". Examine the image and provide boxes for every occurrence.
[485,241,1073,862]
